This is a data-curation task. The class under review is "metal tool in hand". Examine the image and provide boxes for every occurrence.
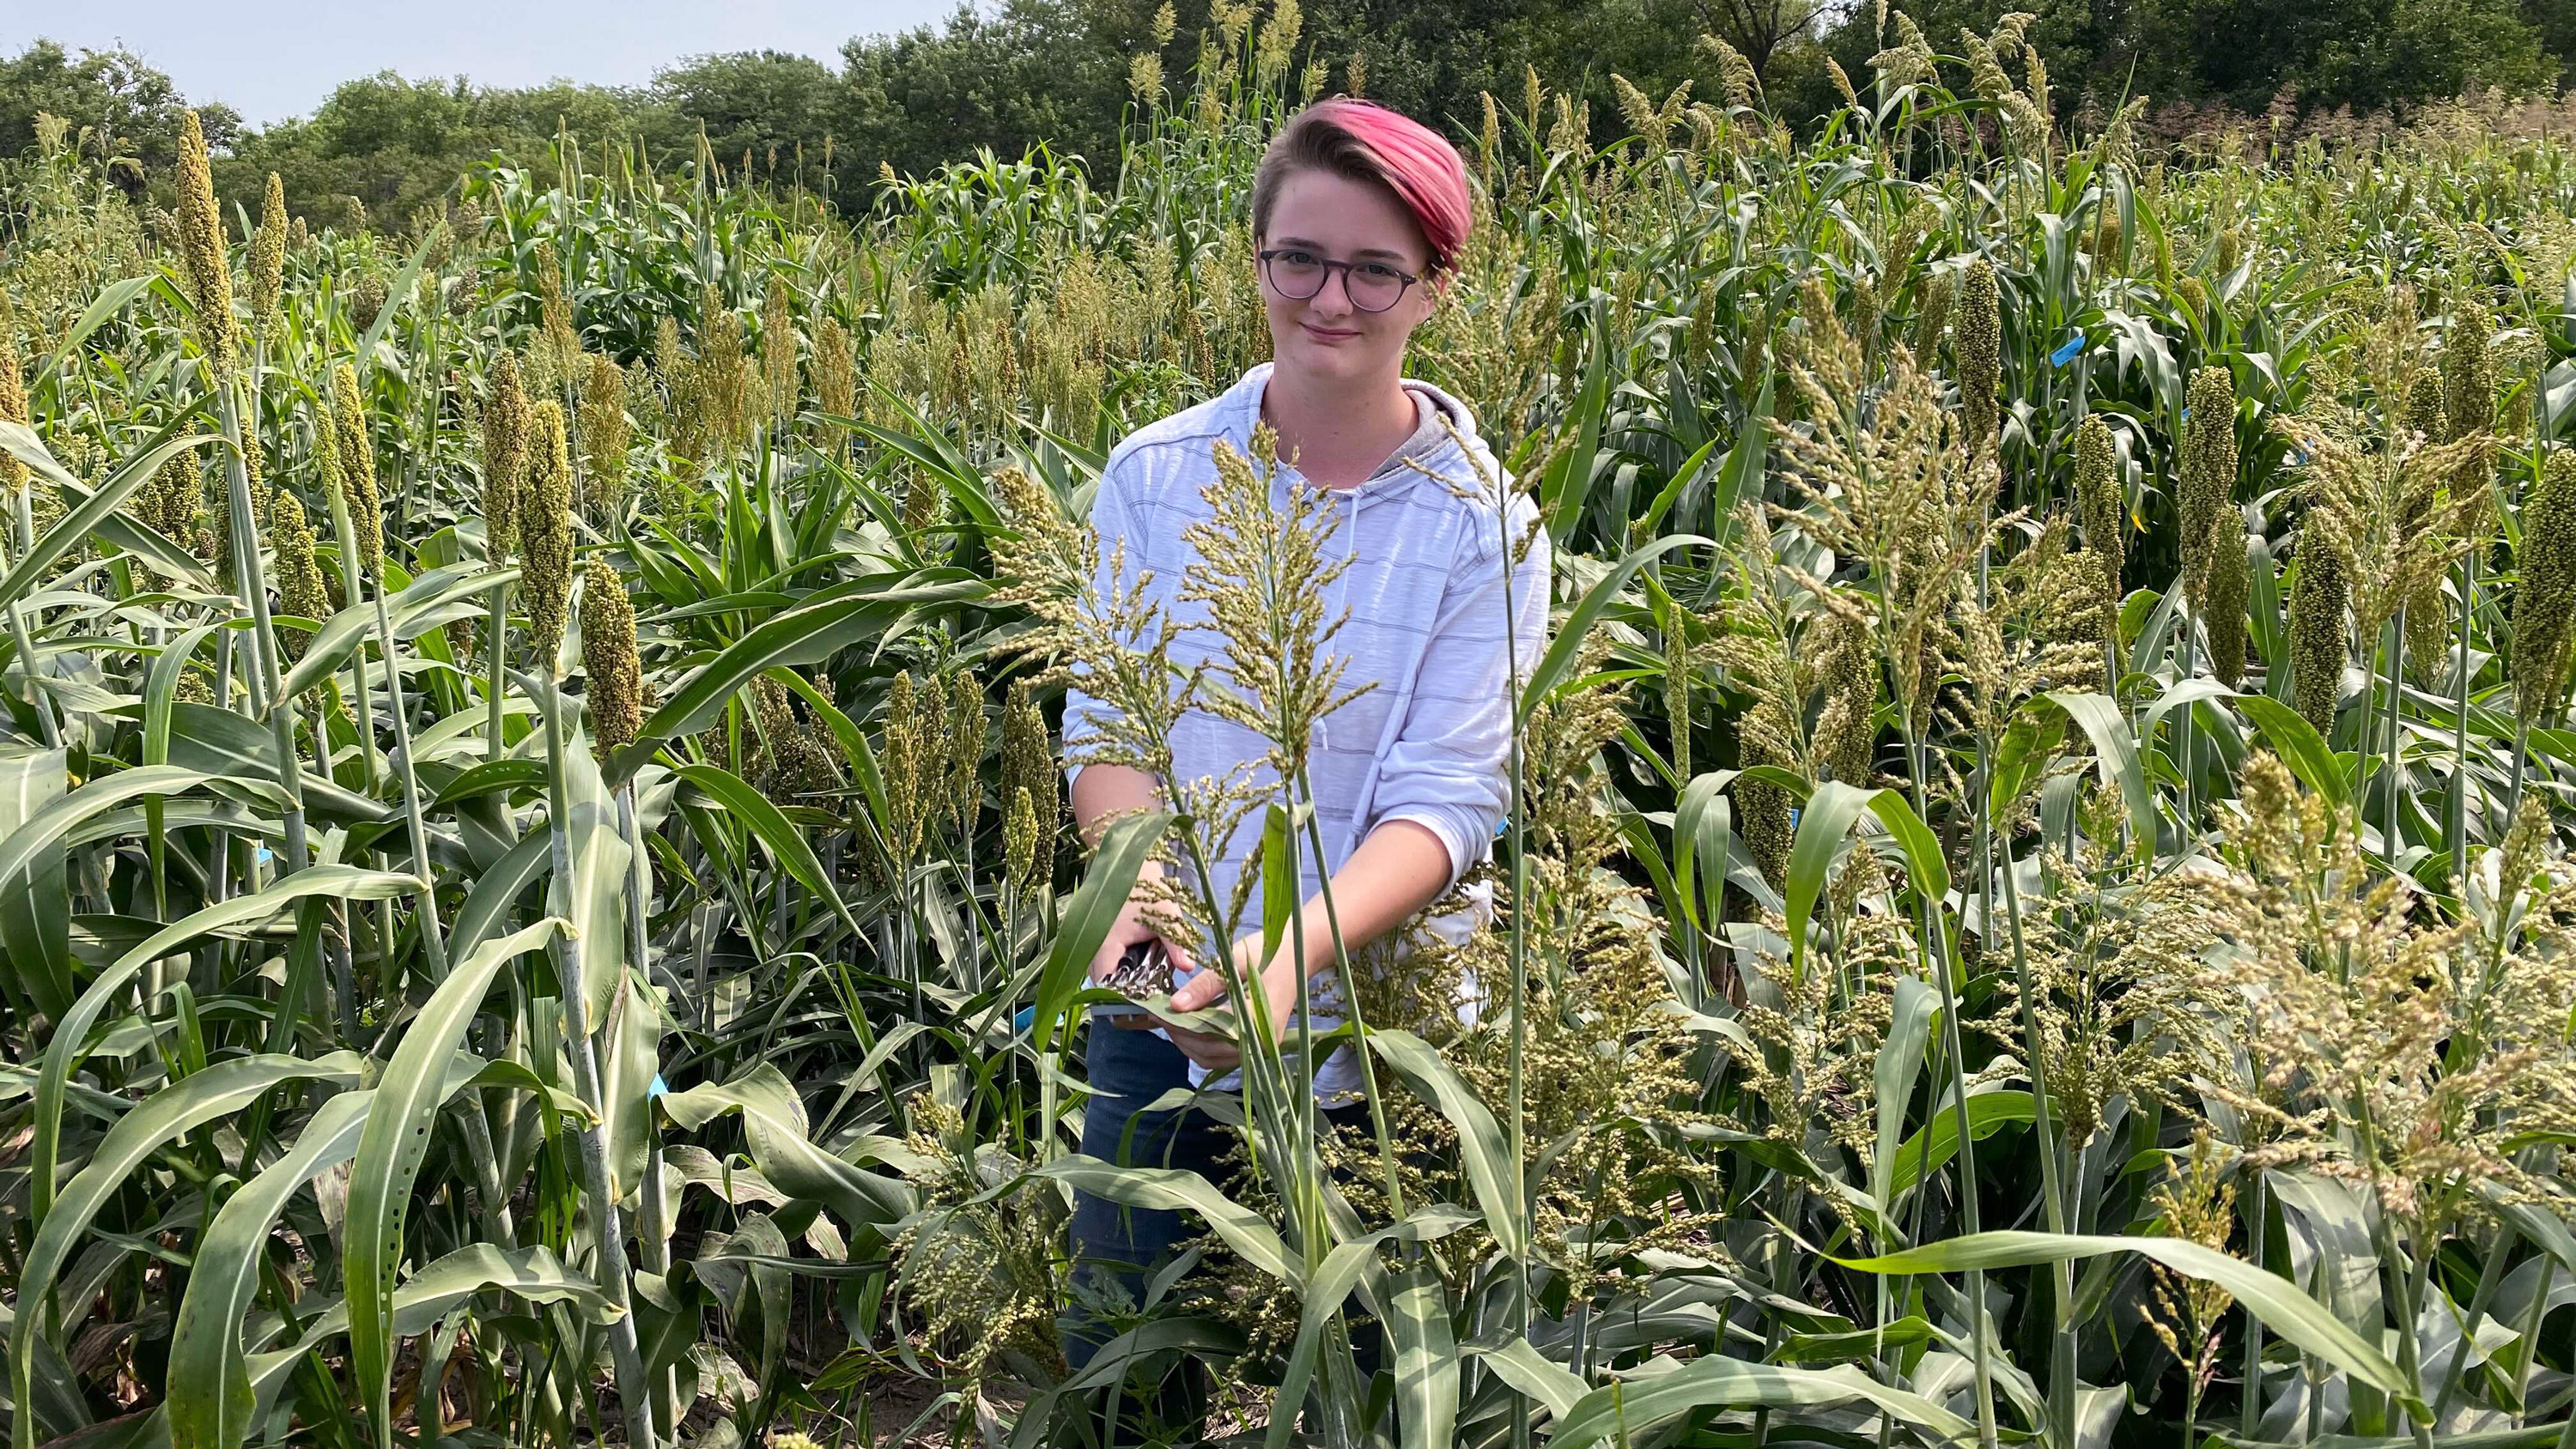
[1096,938,1170,1018]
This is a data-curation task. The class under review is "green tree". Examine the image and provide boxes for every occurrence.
[835,1,1128,180]
[0,39,240,184]
[653,50,849,191]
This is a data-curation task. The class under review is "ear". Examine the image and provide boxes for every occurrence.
[1409,270,1450,327]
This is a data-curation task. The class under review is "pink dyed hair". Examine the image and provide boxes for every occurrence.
[1250,98,1474,272]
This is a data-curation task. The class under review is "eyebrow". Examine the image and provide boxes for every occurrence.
[1269,235,1416,264]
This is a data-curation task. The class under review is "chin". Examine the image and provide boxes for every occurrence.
[1283,337,1388,379]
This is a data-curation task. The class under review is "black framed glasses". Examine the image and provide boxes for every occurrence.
[1257,248,1422,312]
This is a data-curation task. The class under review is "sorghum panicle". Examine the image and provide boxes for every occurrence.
[2512,447,2576,723]
[482,353,529,562]
[2178,365,2239,615]
[580,354,631,522]
[2442,301,2497,444]
[580,558,644,760]
[522,400,575,659]
[1004,786,1040,889]
[1814,610,1880,785]
[1957,258,2001,458]
[331,364,382,574]
[1910,267,1954,363]
[999,681,1056,888]
[762,274,799,426]
[174,112,236,375]
[884,670,930,861]
[0,325,27,496]
[2403,362,2447,446]
[250,173,289,338]
[2202,506,2250,688]
[812,316,856,435]
[2288,537,2349,732]
[270,492,328,647]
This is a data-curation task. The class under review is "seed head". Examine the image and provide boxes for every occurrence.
[812,316,856,433]
[1910,268,1954,363]
[579,353,631,522]
[999,680,1056,888]
[270,492,328,647]
[2442,301,2496,443]
[2178,365,2239,614]
[884,670,930,862]
[0,325,26,496]
[2172,275,2209,324]
[2512,447,2576,723]
[1662,613,1695,779]
[580,559,644,759]
[699,285,750,449]
[134,450,203,574]
[349,273,387,332]
[762,273,798,426]
[2403,362,2446,446]
[1004,785,1040,888]
[482,353,527,561]
[1698,33,1758,111]
[2288,537,2349,732]
[1957,258,2001,457]
[522,400,575,659]
[250,173,288,337]
[331,364,382,573]
[1814,610,1879,785]
[174,111,237,375]
[2202,506,2249,688]
[532,241,580,392]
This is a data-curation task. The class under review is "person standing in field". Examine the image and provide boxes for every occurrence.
[1057,97,1550,1382]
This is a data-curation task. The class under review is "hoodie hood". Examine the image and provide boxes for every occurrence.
[1214,362,1503,502]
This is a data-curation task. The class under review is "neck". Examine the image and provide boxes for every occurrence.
[1261,363,1417,487]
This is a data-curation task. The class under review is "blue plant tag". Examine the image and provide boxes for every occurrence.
[2050,331,2086,367]
[647,1073,668,1100]
[1012,1004,1036,1034]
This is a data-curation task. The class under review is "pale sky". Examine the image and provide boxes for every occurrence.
[5,1,963,129]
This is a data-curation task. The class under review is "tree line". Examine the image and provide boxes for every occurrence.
[6,0,2571,230]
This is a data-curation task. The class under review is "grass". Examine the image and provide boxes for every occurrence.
[3,11,2576,1449]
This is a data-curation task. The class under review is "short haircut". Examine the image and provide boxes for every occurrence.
[1249,99,1474,272]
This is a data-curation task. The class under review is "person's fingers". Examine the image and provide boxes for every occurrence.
[1169,969,1226,1011]
[1090,906,1153,981]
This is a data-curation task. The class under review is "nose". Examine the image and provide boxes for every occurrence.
[1306,266,1358,318]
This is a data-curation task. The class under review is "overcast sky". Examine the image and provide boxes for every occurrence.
[6,1,963,129]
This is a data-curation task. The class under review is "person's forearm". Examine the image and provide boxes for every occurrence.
[1279,819,1452,976]
[1069,762,1165,856]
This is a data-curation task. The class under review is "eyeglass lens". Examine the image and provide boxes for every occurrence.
[1267,254,1407,312]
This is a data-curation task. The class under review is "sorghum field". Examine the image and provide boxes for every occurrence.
[9,11,2576,1448]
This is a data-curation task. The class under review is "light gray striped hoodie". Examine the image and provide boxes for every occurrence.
[1062,363,1551,1100]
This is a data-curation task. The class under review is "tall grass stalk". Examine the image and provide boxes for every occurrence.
[535,669,659,1449]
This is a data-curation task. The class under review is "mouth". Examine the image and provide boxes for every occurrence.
[1299,321,1363,343]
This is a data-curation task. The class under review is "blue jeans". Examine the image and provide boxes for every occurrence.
[1066,1014,1234,1343]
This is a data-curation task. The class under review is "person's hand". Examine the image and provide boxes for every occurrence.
[1149,934,1307,1071]
[1087,868,1190,984]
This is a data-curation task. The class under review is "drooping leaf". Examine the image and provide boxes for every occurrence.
[1837,1231,2418,1416]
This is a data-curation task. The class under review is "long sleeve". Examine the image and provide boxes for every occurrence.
[1365,494,1551,889]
